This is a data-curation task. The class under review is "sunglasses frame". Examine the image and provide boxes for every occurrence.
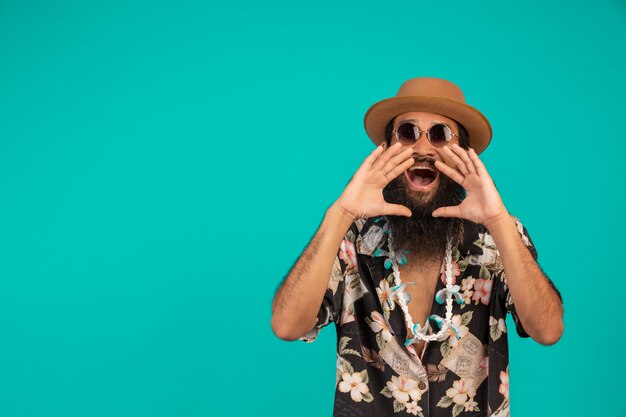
[392,122,459,147]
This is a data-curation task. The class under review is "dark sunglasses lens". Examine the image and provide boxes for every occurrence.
[429,124,452,146]
[396,123,418,144]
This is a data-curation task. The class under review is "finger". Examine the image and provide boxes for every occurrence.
[432,205,462,218]
[357,144,385,173]
[381,148,414,176]
[381,203,412,217]
[451,144,476,175]
[434,160,465,186]
[385,156,415,181]
[468,148,487,177]
[442,146,469,176]
[371,142,409,171]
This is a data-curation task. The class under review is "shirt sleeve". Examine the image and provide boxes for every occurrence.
[499,216,562,338]
[299,223,358,343]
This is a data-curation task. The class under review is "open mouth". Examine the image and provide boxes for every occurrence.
[405,164,438,189]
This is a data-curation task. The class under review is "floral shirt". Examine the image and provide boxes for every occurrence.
[301,216,561,417]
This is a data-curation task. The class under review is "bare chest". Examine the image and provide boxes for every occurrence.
[398,260,442,356]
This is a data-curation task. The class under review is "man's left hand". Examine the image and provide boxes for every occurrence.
[432,144,508,227]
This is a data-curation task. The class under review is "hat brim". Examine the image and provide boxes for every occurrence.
[364,97,492,154]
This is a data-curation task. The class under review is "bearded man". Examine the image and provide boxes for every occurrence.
[271,77,563,417]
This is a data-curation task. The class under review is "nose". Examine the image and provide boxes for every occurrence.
[411,130,437,157]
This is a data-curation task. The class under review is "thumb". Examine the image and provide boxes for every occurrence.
[382,203,412,218]
[432,206,462,218]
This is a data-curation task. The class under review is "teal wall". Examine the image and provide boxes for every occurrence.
[1,1,624,416]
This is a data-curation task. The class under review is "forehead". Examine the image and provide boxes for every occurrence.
[393,111,457,127]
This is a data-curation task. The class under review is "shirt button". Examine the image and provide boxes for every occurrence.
[418,381,426,390]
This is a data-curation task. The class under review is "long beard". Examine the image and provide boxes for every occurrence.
[382,171,466,259]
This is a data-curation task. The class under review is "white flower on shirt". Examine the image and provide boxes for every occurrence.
[464,398,479,412]
[437,377,480,415]
[376,279,395,313]
[405,400,423,415]
[446,314,469,347]
[367,311,393,343]
[338,371,371,402]
[461,277,475,304]
[386,374,423,404]
[446,378,477,406]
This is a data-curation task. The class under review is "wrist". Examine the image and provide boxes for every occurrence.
[328,201,358,226]
[483,210,513,234]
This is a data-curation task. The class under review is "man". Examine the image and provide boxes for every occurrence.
[271,77,563,417]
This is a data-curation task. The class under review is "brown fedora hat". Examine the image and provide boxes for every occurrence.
[364,77,492,154]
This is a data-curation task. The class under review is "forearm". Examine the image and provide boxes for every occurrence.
[271,203,354,341]
[485,214,564,345]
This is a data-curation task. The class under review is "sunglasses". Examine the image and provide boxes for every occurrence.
[392,122,459,147]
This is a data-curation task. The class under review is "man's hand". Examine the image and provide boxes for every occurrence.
[272,142,415,340]
[432,144,508,227]
[336,142,415,220]
[434,144,564,344]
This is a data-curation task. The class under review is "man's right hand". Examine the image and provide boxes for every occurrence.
[271,142,415,341]
[335,142,415,220]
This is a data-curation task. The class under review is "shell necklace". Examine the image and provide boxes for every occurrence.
[386,234,464,345]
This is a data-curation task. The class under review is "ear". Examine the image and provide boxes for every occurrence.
[384,117,396,145]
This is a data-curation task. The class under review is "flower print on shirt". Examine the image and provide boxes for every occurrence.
[339,237,358,271]
[437,377,479,417]
[380,374,425,416]
[499,369,509,400]
[338,369,373,403]
[489,316,507,341]
[377,277,396,315]
[447,314,471,347]
[299,215,561,417]
[405,400,423,416]
[460,277,475,305]
[440,311,473,357]
[366,311,394,346]
[472,278,493,305]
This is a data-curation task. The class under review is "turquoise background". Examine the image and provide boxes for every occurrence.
[1,0,624,416]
